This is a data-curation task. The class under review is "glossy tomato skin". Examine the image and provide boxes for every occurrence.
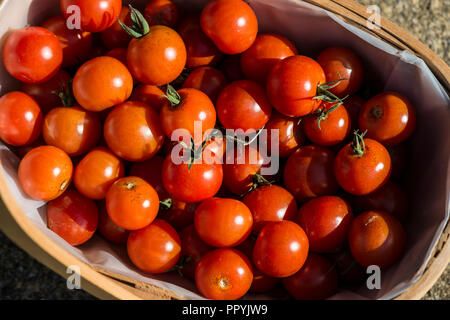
[253,221,309,278]
[60,0,122,32]
[129,156,170,200]
[267,55,326,117]
[194,198,253,247]
[104,101,165,161]
[348,210,406,268]
[282,253,338,300]
[97,200,129,244]
[74,147,125,200]
[145,0,179,27]
[317,46,363,97]
[3,27,62,84]
[19,146,72,201]
[127,219,181,274]
[41,15,93,67]
[195,248,253,300]
[297,196,353,253]
[73,56,133,112]
[240,33,298,83]
[182,67,228,102]
[130,85,166,112]
[200,0,257,55]
[127,25,186,86]
[179,225,213,278]
[334,138,391,195]
[0,92,43,146]
[159,200,198,232]
[359,92,416,146]
[100,6,132,49]
[283,146,338,202]
[216,80,272,132]
[47,189,98,246]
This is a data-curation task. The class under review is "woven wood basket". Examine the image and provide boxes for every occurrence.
[0,0,448,300]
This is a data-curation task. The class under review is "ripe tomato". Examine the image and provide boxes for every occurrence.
[334,131,391,195]
[195,248,253,300]
[296,196,353,252]
[283,146,338,202]
[129,156,170,200]
[43,106,101,156]
[0,92,43,146]
[282,253,338,300]
[19,146,72,201]
[253,221,309,278]
[100,6,132,49]
[2,27,62,84]
[348,210,406,268]
[127,219,181,274]
[267,55,326,117]
[220,55,245,81]
[159,200,198,232]
[317,46,363,97]
[200,0,258,54]
[97,200,129,244]
[216,80,272,132]
[60,0,122,32]
[47,189,98,246]
[179,225,213,278]
[243,185,298,233]
[104,101,165,161]
[359,92,416,146]
[73,56,133,112]
[41,15,93,67]
[343,95,365,132]
[194,198,253,247]
[131,84,166,112]
[303,102,351,146]
[74,147,124,200]
[182,67,228,102]
[145,0,179,27]
[240,33,298,83]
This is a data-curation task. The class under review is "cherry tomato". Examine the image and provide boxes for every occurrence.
[2,27,62,83]
[19,146,72,201]
[240,33,298,83]
[282,253,338,300]
[297,196,353,252]
[127,219,181,274]
[179,225,213,278]
[267,55,326,117]
[195,248,253,300]
[200,0,258,54]
[105,48,138,85]
[348,210,406,268]
[100,6,132,49]
[182,67,228,102]
[41,15,93,67]
[60,0,122,32]
[317,46,363,97]
[104,101,165,161]
[283,146,338,202]
[159,200,198,232]
[74,147,125,200]
[131,85,166,112]
[73,56,133,112]
[144,0,179,27]
[47,189,98,246]
[216,80,272,132]
[97,200,129,244]
[343,95,365,132]
[129,156,170,200]
[0,92,43,146]
[253,221,309,278]
[220,55,245,81]
[359,92,416,146]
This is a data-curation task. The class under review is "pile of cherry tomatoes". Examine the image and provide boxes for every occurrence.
[0,0,416,300]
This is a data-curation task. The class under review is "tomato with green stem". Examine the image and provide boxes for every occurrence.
[182,67,228,102]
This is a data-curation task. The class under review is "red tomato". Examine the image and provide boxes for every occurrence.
[240,33,298,83]
[194,198,253,247]
[283,145,338,202]
[104,101,165,161]
[18,146,72,201]
[253,221,309,278]
[144,0,179,27]
[195,248,253,300]
[296,196,353,252]
[317,46,364,97]
[97,200,129,244]
[348,210,406,268]
[220,55,245,81]
[200,0,258,54]
[179,225,213,278]
[0,92,43,146]
[60,0,122,32]
[73,56,133,112]
[129,156,170,200]
[216,80,272,132]
[47,189,98,246]
[100,6,132,49]
[74,147,125,200]
[282,253,338,300]
[159,200,198,232]
[359,92,416,146]
[182,67,228,102]
[131,85,166,112]
[343,95,365,132]
[267,55,326,117]
[2,27,62,83]
[127,219,181,274]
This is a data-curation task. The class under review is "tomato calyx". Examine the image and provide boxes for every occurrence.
[52,79,74,107]
[118,5,150,38]
[179,130,221,170]
[163,84,182,107]
[241,173,274,197]
[314,74,348,109]
[313,101,344,130]
[351,129,367,157]
[370,105,384,119]
[159,198,173,210]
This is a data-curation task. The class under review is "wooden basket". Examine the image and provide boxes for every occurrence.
[0,0,449,300]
